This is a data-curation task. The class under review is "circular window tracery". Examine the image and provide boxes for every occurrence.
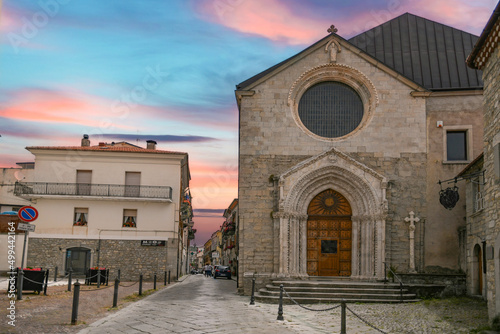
[298,81,364,138]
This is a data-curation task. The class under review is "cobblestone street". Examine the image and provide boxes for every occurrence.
[78,275,490,334]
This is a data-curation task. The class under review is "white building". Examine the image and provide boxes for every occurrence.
[13,135,191,280]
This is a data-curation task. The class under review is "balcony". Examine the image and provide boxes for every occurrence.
[14,182,172,201]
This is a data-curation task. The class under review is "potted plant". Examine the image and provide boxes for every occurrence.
[86,267,109,285]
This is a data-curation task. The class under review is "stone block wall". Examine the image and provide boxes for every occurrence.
[27,237,178,281]
[483,36,500,321]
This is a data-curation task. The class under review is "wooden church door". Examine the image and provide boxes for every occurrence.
[307,189,352,276]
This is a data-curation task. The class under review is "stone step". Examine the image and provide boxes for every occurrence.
[259,288,417,300]
[270,280,405,289]
[255,294,421,304]
[264,285,411,295]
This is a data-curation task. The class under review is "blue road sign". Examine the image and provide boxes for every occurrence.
[18,206,38,222]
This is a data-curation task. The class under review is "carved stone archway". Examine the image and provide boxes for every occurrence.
[274,148,387,279]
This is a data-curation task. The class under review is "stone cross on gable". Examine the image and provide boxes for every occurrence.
[405,211,420,273]
[327,25,338,34]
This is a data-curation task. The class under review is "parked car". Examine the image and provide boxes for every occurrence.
[190,269,199,275]
[213,265,231,279]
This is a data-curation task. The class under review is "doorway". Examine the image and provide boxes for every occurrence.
[65,247,91,275]
[307,189,352,276]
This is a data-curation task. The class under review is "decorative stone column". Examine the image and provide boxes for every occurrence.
[405,211,420,273]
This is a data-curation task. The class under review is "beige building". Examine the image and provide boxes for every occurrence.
[13,136,191,280]
[236,13,484,293]
[467,1,500,320]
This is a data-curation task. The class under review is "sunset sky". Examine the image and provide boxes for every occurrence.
[0,0,497,244]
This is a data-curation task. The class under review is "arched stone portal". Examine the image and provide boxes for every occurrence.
[274,147,387,279]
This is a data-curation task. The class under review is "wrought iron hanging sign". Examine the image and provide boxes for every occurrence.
[439,183,460,210]
[437,171,485,210]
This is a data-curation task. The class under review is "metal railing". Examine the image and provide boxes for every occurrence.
[14,181,172,200]
[383,262,405,302]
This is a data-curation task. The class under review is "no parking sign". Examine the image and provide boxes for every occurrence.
[18,206,38,222]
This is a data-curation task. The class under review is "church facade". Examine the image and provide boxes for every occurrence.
[236,13,484,293]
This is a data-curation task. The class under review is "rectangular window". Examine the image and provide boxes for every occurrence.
[74,208,88,226]
[494,143,500,179]
[472,175,484,213]
[124,172,141,197]
[76,170,92,195]
[447,131,467,161]
[123,209,137,228]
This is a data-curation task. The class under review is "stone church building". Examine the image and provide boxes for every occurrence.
[235,13,485,293]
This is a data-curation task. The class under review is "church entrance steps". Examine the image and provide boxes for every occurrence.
[255,279,420,304]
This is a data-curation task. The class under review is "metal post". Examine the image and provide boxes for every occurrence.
[340,301,346,334]
[400,282,403,302]
[44,269,49,295]
[17,270,23,300]
[97,268,101,289]
[71,281,81,325]
[277,284,284,321]
[139,274,143,296]
[117,269,121,281]
[112,278,119,308]
[250,278,256,305]
[154,273,157,290]
[68,269,72,292]
[384,262,387,283]
[54,266,58,282]
[164,271,167,286]
[168,271,171,285]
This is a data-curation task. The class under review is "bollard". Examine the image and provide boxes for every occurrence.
[168,271,171,285]
[71,281,81,325]
[340,301,346,334]
[118,269,121,281]
[164,271,167,286]
[54,266,58,282]
[68,269,72,292]
[97,268,101,289]
[112,278,119,308]
[139,274,143,296]
[17,270,23,301]
[44,269,49,295]
[277,284,284,321]
[154,273,157,290]
[250,278,256,305]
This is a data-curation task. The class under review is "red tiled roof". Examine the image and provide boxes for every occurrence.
[26,146,187,155]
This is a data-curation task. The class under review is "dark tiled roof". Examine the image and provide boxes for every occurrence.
[237,13,483,91]
[349,13,482,90]
[467,2,500,69]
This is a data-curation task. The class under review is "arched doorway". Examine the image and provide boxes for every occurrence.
[307,189,352,276]
[473,244,483,295]
[65,247,91,275]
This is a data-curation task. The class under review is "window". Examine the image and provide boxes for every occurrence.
[125,172,141,197]
[123,209,137,228]
[447,131,467,161]
[494,143,500,179]
[472,174,484,213]
[443,126,472,163]
[76,170,92,195]
[298,81,364,138]
[74,208,88,226]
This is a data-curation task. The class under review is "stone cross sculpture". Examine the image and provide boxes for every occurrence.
[405,211,420,273]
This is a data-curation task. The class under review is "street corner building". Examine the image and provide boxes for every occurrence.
[235,13,486,294]
[11,136,192,281]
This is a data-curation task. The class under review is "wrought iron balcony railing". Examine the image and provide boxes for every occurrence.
[14,182,172,200]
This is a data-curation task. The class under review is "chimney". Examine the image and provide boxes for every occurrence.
[146,140,157,150]
[81,134,90,147]
[98,142,106,147]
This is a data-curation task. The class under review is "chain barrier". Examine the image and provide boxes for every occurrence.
[79,284,114,292]
[22,276,45,285]
[346,305,388,334]
[283,288,342,312]
[119,280,140,288]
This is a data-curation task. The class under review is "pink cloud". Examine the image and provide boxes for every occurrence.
[196,0,496,45]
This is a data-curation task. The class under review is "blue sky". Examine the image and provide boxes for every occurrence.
[0,0,497,244]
